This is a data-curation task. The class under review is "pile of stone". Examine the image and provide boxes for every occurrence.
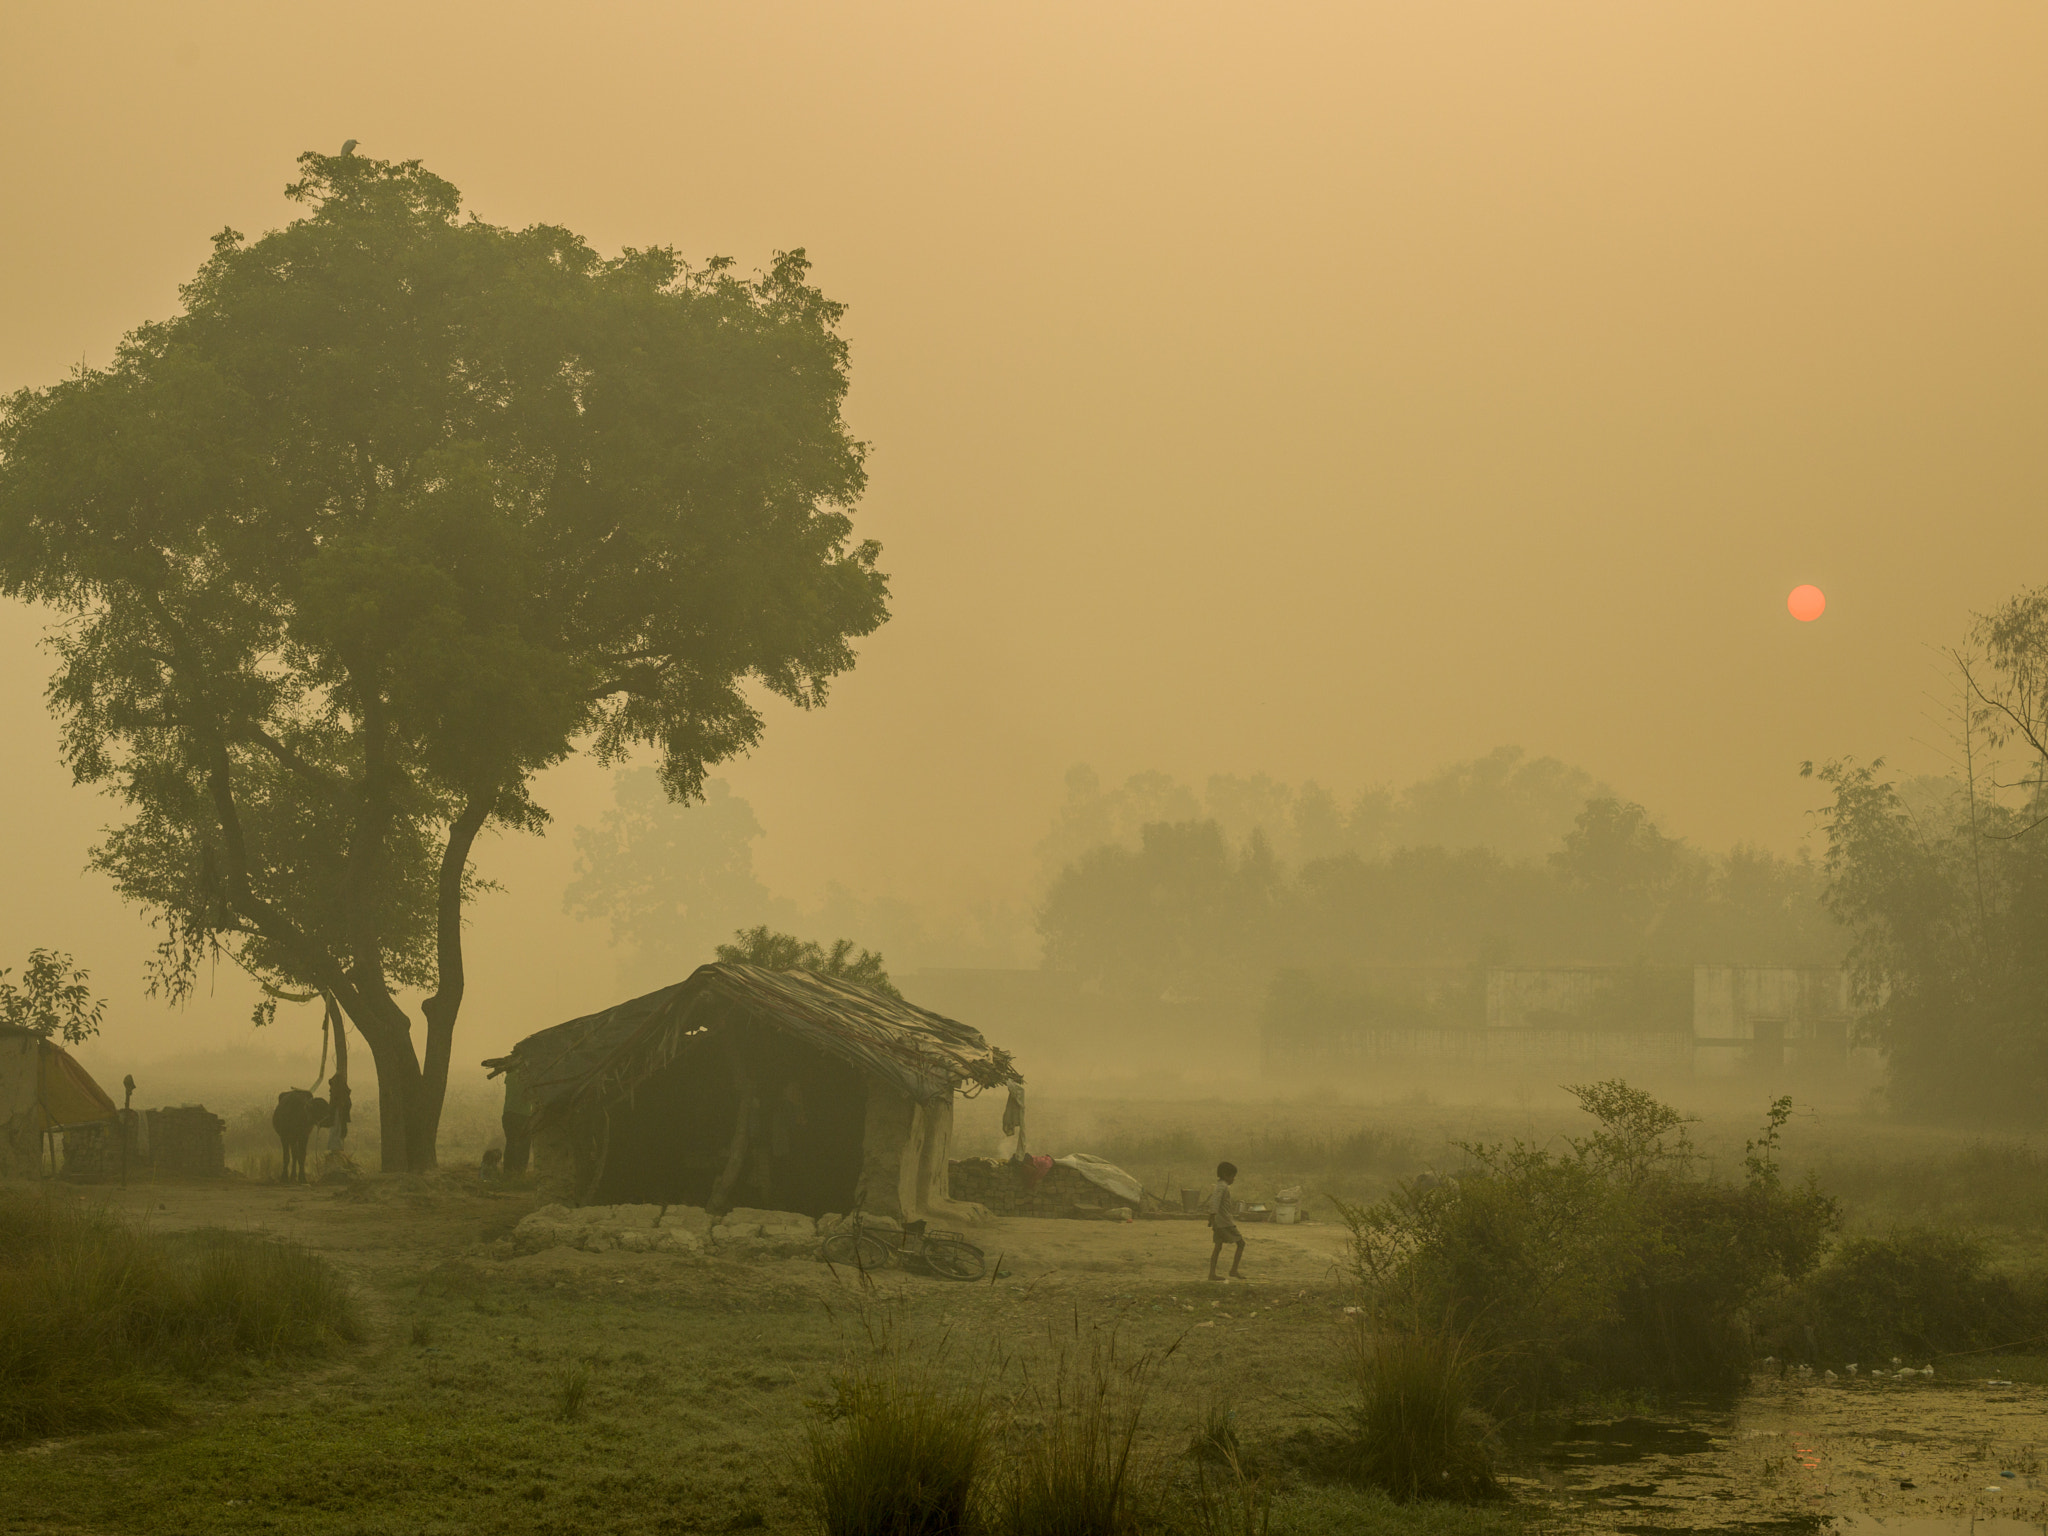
[512,1203,826,1258]
[145,1105,227,1176]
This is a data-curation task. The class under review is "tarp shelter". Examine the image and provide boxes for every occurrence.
[0,1024,118,1177]
[484,964,1022,1223]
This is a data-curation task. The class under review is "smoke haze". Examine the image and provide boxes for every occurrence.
[2,3,2042,1080]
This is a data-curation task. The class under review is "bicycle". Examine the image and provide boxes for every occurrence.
[820,1216,987,1281]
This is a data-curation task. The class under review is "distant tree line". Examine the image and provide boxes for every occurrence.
[1037,789,1844,1009]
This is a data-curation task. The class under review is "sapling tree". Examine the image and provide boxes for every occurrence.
[0,151,888,1169]
[0,949,106,1045]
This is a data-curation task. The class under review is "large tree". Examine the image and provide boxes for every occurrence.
[0,151,888,1169]
[1804,591,2048,1120]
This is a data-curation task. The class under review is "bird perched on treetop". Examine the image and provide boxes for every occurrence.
[340,139,358,155]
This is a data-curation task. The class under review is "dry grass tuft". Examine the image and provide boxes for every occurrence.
[1001,1331,1164,1536]
[804,1329,992,1536]
[1343,1317,1499,1504]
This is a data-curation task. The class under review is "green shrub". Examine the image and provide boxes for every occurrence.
[1335,1082,1839,1409]
[1776,1226,2048,1362]
[0,1189,361,1440]
[805,1351,990,1536]
[1343,1317,1498,1503]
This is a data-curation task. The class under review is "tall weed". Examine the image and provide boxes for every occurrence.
[1002,1330,1163,1536]
[804,1326,992,1536]
[1342,1316,1498,1502]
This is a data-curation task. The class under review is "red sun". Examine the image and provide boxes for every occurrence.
[1787,585,1826,622]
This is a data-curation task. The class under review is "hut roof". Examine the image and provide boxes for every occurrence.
[483,963,1018,1124]
[0,1024,119,1129]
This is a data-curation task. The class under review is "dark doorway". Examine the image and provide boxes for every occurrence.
[587,1028,867,1217]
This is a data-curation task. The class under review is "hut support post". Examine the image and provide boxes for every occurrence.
[709,1038,757,1214]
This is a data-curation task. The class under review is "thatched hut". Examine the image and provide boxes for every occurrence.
[0,1023,117,1178]
[483,964,1021,1224]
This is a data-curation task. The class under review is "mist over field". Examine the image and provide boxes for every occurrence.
[12,12,2048,1536]
[4,3,2046,1107]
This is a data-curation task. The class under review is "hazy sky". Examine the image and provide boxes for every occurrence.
[4,3,2044,1074]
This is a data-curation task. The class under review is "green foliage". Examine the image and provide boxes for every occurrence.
[1334,1082,1839,1409]
[717,925,902,999]
[0,1189,360,1440]
[1342,1317,1499,1503]
[1774,1227,2048,1362]
[1799,588,2048,1121]
[0,947,106,1044]
[1805,753,2048,1120]
[0,149,886,1168]
[804,1348,991,1536]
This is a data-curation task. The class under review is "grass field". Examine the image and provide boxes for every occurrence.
[10,1078,2048,1534]
[0,1213,1525,1536]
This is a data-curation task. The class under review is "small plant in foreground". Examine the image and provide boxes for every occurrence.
[1188,1392,1241,1466]
[804,1346,990,1536]
[1191,1444,1272,1536]
[1343,1316,1499,1503]
[553,1364,592,1423]
[1002,1330,1165,1536]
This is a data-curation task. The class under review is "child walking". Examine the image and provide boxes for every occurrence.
[1207,1160,1245,1280]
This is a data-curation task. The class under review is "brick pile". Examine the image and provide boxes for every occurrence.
[60,1113,139,1179]
[948,1156,1138,1218]
[146,1105,227,1175]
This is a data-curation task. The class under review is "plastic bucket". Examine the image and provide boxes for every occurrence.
[1274,1205,1300,1225]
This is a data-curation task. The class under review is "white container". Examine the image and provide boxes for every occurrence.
[1274,1205,1300,1225]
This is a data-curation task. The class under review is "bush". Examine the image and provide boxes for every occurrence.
[1343,1317,1498,1503]
[1775,1226,2048,1363]
[1334,1082,1839,1409]
[805,1350,990,1536]
[0,1189,361,1440]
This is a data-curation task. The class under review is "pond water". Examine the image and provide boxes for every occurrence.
[1504,1378,2048,1534]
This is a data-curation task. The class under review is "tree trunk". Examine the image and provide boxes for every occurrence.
[346,995,433,1174]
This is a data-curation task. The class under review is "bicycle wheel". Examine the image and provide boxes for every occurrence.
[820,1229,893,1271]
[920,1237,986,1281]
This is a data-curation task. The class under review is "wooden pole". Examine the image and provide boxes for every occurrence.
[708,1034,757,1215]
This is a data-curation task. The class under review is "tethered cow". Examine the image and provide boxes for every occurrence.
[272,1089,334,1183]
